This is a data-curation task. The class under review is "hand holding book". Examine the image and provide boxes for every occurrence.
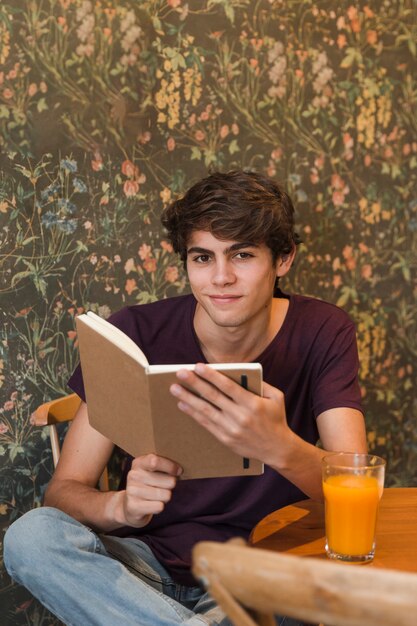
[76,312,264,479]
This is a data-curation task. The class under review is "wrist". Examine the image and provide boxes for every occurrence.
[265,426,299,471]
[103,490,128,529]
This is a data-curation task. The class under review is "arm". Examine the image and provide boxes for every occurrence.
[44,401,182,532]
[170,364,367,501]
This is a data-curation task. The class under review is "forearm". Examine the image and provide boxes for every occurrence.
[267,430,328,501]
[44,478,129,533]
[267,408,368,501]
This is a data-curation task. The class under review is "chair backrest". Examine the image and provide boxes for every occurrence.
[192,540,417,626]
[31,393,109,491]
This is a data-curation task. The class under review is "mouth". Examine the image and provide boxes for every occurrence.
[208,295,242,304]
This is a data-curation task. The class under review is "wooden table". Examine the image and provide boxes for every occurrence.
[250,487,417,572]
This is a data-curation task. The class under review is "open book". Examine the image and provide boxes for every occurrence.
[75,311,264,479]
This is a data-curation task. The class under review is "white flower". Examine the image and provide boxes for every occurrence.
[268,41,284,64]
[268,57,287,84]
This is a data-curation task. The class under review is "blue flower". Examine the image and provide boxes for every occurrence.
[58,219,77,234]
[73,177,87,193]
[57,198,77,214]
[40,182,61,203]
[296,189,308,203]
[41,211,59,228]
[289,173,301,186]
[60,159,78,173]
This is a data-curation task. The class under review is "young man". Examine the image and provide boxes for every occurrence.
[5,170,367,626]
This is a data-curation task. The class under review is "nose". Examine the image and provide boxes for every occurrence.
[211,260,236,286]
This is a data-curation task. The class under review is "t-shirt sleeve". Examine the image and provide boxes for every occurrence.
[66,307,141,403]
[312,320,363,418]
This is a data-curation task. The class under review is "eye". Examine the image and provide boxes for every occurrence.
[193,254,211,264]
[234,252,254,260]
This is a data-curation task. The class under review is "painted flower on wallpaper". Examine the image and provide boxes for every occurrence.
[330,174,350,207]
[75,0,95,57]
[311,51,334,108]
[267,41,287,99]
[121,160,146,197]
[120,9,143,66]
[0,22,10,65]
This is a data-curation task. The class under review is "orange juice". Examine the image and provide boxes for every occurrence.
[323,474,380,556]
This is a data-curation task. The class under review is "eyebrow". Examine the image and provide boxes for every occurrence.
[186,242,259,256]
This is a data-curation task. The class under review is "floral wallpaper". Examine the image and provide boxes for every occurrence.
[0,0,416,623]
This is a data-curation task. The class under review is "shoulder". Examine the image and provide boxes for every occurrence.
[289,293,355,330]
[109,294,194,324]
[106,294,196,344]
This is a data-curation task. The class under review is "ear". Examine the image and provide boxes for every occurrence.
[275,246,296,278]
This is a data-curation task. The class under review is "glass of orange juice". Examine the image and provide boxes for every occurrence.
[322,453,386,563]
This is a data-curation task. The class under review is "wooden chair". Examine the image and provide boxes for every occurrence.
[192,540,417,626]
[31,393,109,490]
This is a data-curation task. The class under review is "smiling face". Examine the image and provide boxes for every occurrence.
[186,230,291,331]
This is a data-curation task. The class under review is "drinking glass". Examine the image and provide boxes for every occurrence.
[322,452,386,563]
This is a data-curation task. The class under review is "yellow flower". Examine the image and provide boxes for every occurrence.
[0,25,10,65]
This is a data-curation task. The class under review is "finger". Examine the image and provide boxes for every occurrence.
[126,499,166,517]
[176,398,231,444]
[128,468,177,490]
[261,381,285,402]
[171,383,224,426]
[133,454,183,476]
[126,484,174,504]
[174,366,238,410]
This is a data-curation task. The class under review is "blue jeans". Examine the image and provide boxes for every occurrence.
[4,507,304,626]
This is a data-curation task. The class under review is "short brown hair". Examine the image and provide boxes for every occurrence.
[161,170,301,265]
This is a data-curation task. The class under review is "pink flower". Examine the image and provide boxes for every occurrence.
[28,83,38,97]
[347,6,358,21]
[337,34,347,49]
[143,257,157,273]
[345,257,356,270]
[342,245,353,260]
[160,240,173,253]
[138,243,152,260]
[332,275,342,289]
[271,147,283,161]
[361,264,372,279]
[67,330,77,341]
[138,131,151,144]
[220,125,229,139]
[350,18,361,33]
[195,130,205,142]
[91,159,103,171]
[332,190,345,206]
[167,137,176,151]
[165,266,179,283]
[266,161,276,177]
[310,169,319,184]
[125,278,138,295]
[331,174,345,190]
[121,160,137,178]
[123,180,139,197]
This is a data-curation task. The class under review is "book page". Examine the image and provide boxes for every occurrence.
[80,311,149,367]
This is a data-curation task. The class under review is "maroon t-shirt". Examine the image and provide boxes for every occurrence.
[68,292,362,585]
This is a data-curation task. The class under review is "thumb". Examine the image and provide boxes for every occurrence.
[262,381,285,402]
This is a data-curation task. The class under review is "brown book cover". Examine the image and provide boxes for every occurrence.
[75,311,264,479]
